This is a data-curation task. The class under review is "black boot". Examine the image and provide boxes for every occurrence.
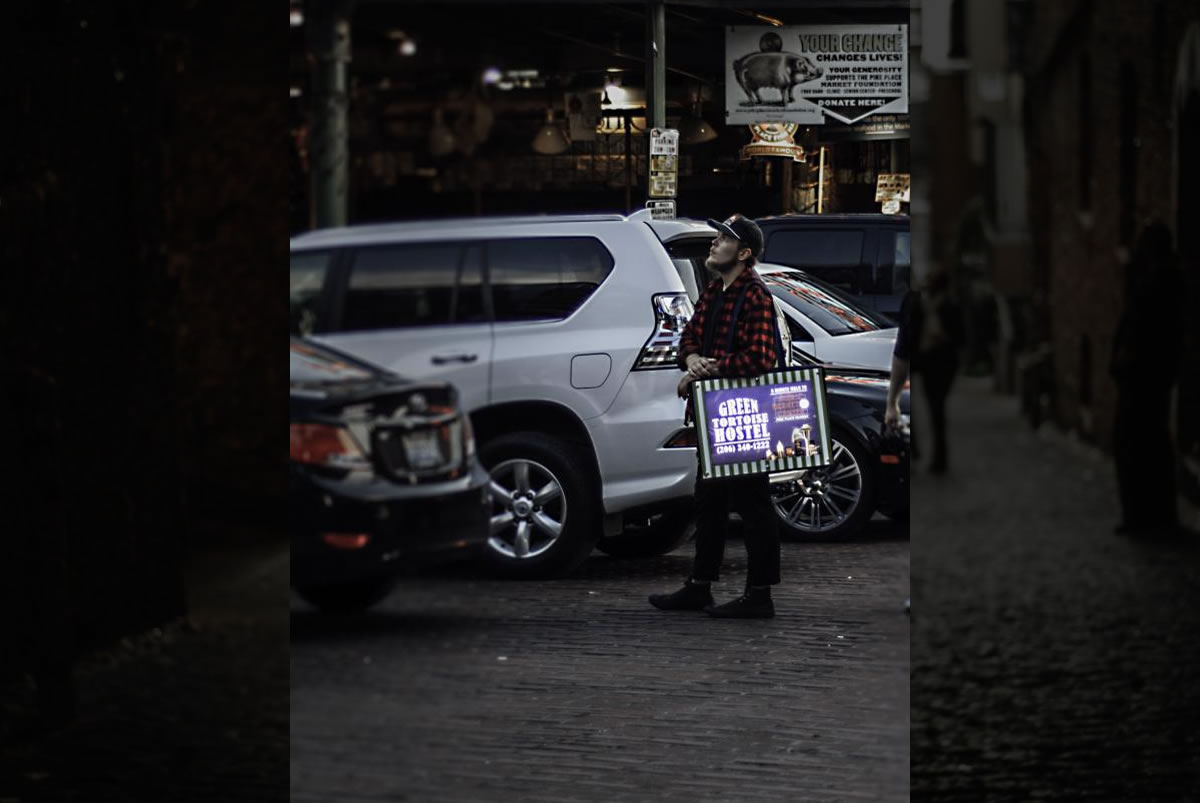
[649,579,714,611]
[705,586,775,619]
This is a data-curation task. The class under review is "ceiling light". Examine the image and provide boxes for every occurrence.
[290,7,303,26]
[532,108,570,155]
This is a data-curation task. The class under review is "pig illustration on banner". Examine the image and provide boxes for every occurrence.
[732,49,823,106]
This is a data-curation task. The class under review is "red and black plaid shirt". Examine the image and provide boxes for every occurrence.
[677,267,778,378]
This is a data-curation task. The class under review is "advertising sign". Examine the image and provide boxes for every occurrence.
[726,25,908,125]
[691,368,832,480]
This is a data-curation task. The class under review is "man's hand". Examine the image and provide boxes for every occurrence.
[884,401,902,432]
[685,354,719,379]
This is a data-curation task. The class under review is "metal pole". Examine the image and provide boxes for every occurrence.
[308,0,354,229]
[625,111,633,213]
[649,1,666,130]
[817,146,826,214]
[781,158,793,214]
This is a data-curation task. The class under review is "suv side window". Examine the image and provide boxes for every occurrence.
[664,237,714,303]
[488,237,614,322]
[340,243,464,331]
[763,229,865,292]
[290,250,331,336]
[453,245,487,324]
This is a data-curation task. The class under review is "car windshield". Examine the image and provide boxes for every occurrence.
[290,339,377,384]
[762,269,892,335]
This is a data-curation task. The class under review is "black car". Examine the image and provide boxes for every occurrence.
[290,337,490,612]
[767,349,910,540]
[755,213,910,321]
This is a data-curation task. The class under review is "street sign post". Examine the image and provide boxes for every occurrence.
[645,199,676,220]
[648,128,679,200]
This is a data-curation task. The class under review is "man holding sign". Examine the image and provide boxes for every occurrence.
[649,214,782,619]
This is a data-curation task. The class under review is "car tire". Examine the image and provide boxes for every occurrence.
[596,506,695,559]
[478,432,601,579]
[769,427,877,541]
[294,577,397,614]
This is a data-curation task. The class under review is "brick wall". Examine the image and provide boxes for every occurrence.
[1023,1,1200,455]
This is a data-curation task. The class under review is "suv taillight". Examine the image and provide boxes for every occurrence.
[290,422,371,471]
[633,293,694,370]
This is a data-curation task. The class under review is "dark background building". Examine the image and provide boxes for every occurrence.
[916,0,1200,508]
[3,2,288,799]
[289,0,911,230]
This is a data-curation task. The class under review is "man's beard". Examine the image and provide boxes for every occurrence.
[706,253,738,274]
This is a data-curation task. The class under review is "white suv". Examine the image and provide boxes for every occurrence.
[289,210,704,578]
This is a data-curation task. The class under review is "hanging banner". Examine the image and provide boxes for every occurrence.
[726,24,908,125]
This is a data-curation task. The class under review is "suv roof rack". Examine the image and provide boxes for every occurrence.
[293,213,631,246]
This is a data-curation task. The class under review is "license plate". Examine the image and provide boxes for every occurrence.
[402,429,443,469]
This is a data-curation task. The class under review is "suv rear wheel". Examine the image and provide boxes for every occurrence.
[479,432,601,579]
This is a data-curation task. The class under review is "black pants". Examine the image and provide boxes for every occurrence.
[691,463,781,587]
[919,353,957,469]
[1114,385,1178,528]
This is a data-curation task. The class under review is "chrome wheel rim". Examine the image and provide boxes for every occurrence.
[487,458,566,560]
[769,438,863,533]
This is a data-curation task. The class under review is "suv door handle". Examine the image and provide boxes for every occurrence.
[431,352,478,365]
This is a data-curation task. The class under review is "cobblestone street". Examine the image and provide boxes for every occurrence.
[291,522,909,802]
[911,377,1200,800]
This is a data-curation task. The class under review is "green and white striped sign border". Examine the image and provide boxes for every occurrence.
[693,368,833,480]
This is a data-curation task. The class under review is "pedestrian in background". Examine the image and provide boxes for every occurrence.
[1110,221,1184,536]
[915,269,962,474]
[649,214,781,619]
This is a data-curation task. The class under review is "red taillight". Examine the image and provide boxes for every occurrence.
[322,532,370,550]
[664,427,698,448]
[880,454,901,465]
[633,293,694,370]
[290,422,369,469]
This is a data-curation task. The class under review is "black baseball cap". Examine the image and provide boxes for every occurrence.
[706,213,764,258]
